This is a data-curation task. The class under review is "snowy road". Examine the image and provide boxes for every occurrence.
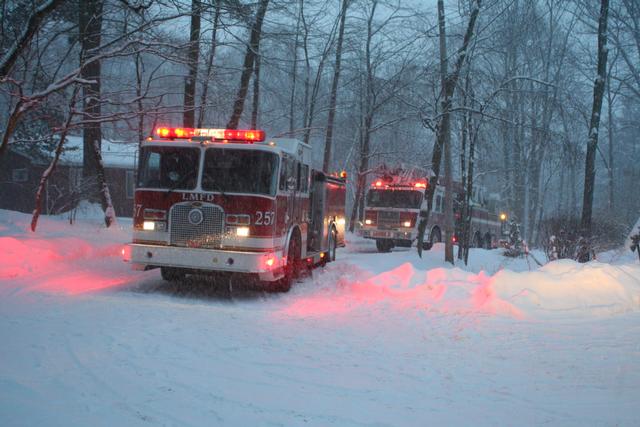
[1,210,639,426]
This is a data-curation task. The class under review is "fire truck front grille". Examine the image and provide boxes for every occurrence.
[377,211,400,228]
[169,204,224,249]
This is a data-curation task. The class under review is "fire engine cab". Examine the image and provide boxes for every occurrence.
[127,127,346,292]
[358,167,429,252]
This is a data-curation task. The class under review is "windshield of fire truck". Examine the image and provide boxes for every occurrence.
[366,189,423,209]
[202,148,279,196]
[137,146,199,190]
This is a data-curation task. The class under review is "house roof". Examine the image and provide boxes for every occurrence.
[11,136,138,169]
[59,136,138,169]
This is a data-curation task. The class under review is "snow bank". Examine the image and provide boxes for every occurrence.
[282,262,525,320]
[494,260,640,317]
[0,209,139,295]
[1,210,639,318]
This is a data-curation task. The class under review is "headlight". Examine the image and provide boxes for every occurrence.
[403,221,411,227]
[365,219,373,225]
[142,221,165,231]
[236,226,250,237]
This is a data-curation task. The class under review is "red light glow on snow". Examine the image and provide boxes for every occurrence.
[278,263,524,320]
[0,235,140,295]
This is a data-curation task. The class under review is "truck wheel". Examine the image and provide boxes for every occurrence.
[270,236,299,292]
[419,231,432,250]
[376,239,392,253]
[328,228,337,262]
[161,267,185,282]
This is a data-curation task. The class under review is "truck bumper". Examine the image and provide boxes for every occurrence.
[359,228,415,241]
[129,243,283,282]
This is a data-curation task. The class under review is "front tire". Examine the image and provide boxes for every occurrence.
[161,267,186,282]
[376,239,392,253]
[270,236,300,292]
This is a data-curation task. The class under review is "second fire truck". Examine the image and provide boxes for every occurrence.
[358,166,502,252]
[126,127,346,291]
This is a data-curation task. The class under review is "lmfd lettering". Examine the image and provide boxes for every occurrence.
[181,193,215,202]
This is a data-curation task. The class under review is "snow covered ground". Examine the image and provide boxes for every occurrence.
[1,208,639,426]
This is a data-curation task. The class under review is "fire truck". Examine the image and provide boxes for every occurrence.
[358,166,502,252]
[126,127,346,292]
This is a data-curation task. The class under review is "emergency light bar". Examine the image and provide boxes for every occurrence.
[154,127,265,142]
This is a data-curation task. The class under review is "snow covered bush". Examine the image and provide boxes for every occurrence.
[541,216,628,262]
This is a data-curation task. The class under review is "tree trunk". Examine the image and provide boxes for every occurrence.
[288,2,302,133]
[250,55,261,129]
[0,0,65,79]
[135,52,144,144]
[580,0,609,235]
[31,89,79,232]
[79,1,102,188]
[606,75,615,211]
[417,0,481,260]
[323,0,349,172]
[79,0,113,227]
[227,0,270,129]
[183,0,201,128]
[198,1,221,128]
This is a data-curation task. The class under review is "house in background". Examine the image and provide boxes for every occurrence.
[0,136,138,217]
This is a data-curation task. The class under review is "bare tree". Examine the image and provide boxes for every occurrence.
[227,0,270,129]
[323,0,350,171]
[580,0,609,235]
[197,1,222,128]
[0,0,65,78]
[417,0,482,260]
[31,87,80,232]
[183,0,202,128]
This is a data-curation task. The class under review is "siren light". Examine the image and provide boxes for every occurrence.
[155,127,195,139]
[154,127,265,142]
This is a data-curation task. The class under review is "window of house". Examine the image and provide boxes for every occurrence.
[126,170,135,199]
[12,168,28,183]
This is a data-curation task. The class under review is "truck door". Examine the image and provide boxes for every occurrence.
[308,171,326,252]
[279,156,298,228]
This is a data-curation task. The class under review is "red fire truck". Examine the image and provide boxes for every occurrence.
[126,127,346,291]
[358,167,502,252]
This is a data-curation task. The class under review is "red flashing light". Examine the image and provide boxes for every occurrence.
[265,256,276,268]
[375,180,383,187]
[154,127,265,142]
[155,127,195,139]
[223,129,265,142]
[340,171,347,179]
[452,236,458,243]
[414,182,427,188]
